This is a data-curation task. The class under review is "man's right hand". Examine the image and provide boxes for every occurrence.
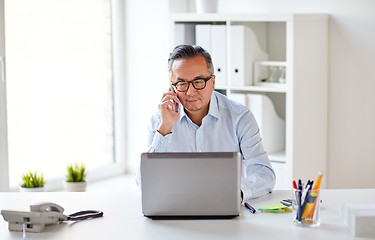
[157,90,179,136]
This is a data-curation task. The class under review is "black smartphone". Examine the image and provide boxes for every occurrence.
[170,84,178,113]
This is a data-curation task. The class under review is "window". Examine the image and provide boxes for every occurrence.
[3,0,125,189]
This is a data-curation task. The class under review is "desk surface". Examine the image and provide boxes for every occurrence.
[1,189,374,240]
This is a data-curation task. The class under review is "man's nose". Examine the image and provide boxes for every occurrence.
[186,83,198,95]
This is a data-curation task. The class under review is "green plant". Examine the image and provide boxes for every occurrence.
[20,171,45,188]
[66,163,86,182]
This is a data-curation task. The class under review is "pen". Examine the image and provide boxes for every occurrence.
[293,180,297,189]
[313,172,323,191]
[244,202,256,214]
[280,199,293,207]
[297,179,303,221]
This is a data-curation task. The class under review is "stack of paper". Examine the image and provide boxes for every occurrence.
[339,203,375,237]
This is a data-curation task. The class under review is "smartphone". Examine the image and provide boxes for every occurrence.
[170,84,178,113]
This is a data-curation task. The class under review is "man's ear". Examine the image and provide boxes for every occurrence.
[212,74,216,88]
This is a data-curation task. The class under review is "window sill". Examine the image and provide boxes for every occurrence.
[85,174,139,193]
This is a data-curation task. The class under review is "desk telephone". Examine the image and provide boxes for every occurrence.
[1,202,103,232]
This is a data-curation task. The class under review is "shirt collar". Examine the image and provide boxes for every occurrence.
[179,91,220,122]
[207,92,220,119]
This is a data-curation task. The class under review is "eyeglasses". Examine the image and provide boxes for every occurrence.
[171,74,213,92]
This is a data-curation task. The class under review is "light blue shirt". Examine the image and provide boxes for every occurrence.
[138,91,275,200]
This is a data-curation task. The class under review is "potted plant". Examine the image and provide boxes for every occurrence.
[64,163,87,192]
[19,171,46,192]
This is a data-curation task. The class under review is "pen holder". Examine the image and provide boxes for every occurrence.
[293,189,321,227]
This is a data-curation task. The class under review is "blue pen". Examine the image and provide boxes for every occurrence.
[297,179,303,221]
[244,202,256,214]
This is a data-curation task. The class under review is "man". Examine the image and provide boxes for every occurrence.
[137,44,275,201]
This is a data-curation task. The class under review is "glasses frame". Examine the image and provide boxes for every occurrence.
[171,74,213,92]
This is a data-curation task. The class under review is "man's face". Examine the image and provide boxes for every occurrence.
[170,55,215,115]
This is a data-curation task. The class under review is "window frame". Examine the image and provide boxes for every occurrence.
[0,0,10,191]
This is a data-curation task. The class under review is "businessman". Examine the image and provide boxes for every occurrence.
[138,44,275,201]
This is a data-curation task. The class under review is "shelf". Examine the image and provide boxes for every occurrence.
[171,13,328,188]
[268,149,286,163]
[171,13,292,22]
[216,85,287,93]
[171,13,328,24]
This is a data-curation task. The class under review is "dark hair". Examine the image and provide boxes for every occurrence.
[167,45,214,77]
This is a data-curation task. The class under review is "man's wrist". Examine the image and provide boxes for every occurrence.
[157,124,173,136]
[157,129,171,136]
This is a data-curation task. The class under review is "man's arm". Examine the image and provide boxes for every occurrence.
[146,113,174,152]
[135,110,175,188]
[237,107,276,201]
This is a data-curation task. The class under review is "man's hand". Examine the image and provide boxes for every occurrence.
[157,90,179,136]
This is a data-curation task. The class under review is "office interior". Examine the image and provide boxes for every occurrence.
[0,0,375,192]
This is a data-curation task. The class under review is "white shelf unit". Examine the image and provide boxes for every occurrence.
[170,13,328,189]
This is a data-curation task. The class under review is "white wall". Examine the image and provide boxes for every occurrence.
[124,0,375,189]
[123,0,170,173]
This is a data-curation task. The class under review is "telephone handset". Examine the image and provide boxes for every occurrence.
[170,84,179,113]
[30,202,65,213]
[1,202,103,233]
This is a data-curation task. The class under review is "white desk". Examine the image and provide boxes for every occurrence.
[0,189,374,240]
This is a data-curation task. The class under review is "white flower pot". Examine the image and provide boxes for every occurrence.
[64,181,87,192]
[19,186,46,192]
[196,0,218,13]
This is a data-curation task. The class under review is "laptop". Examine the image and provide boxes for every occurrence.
[140,152,241,219]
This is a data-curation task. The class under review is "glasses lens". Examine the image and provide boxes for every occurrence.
[175,82,188,92]
[192,79,206,89]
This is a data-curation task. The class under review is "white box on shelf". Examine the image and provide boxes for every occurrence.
[254,61,287,88]
[230,25,268,87]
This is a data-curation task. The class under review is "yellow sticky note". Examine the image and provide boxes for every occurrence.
[259,203,287,210]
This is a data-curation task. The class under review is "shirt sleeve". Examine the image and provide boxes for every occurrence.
[237,107,276,201]
[146,113,174,152]
[135,112,173,187]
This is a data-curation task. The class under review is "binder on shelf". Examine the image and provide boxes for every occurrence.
[227,93,247,106]
[230,93,285,154]
[196,24,226,86]
[195,25,212,53]
[246,93,285,153]
[230,25,268,87]
[271,161,288,190]
[211,25,226,86]
[174,24,195,46]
